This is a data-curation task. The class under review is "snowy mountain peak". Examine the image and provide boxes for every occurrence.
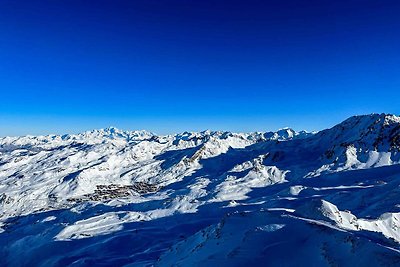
[316,113,400,150]
[263,127,312,141]
[333,113,399,132]
[1,114,400,266]
[80,127,154,141]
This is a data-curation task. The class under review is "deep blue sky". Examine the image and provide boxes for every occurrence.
[1,0,399,136]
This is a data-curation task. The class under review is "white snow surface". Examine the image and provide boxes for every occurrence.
[1,113,400,266]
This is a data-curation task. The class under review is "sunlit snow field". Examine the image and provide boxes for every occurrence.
[1,114,400,266]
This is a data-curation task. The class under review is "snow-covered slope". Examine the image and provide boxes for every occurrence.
[1,113,400,266]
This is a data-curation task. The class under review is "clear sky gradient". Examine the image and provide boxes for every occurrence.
[1,0,399,136]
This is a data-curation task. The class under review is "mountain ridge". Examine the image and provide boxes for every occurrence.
[0,113,400,266]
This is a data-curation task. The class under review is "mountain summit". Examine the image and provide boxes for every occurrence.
[0,114,400,266]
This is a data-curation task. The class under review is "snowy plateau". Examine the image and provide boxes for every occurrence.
[1,113,400,266]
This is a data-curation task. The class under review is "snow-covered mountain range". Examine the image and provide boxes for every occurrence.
[1,113,400,266]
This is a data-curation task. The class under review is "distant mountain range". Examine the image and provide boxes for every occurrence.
[1,113,400,266]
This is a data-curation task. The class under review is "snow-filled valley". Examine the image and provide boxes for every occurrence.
[1,113,400,266]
